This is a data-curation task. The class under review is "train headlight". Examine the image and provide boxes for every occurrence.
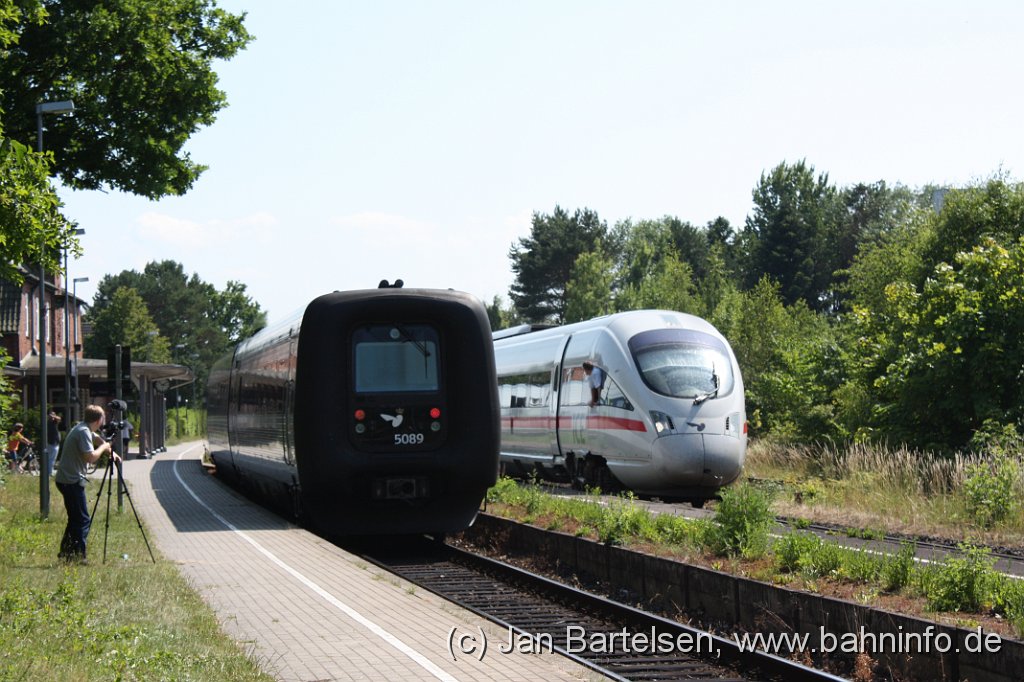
[650,411,674,436]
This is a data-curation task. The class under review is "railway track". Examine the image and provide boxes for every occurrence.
[358,539,846,682]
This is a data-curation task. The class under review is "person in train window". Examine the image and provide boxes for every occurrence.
[581,361,604,407]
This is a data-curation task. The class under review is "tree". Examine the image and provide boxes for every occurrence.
[742,160,841,311]
[711,278,838,440]
[616,251,698,315]
[696,243,736,319]
[84,286,171,362]
[860,237,1024,449]
[564,241,614,323]
[920,177,1024,279]
[89,260,265,394]
[666,217,710,282]
[0,345,17,429]
[484,295,522,332]
[830,181,922,311]
[508,206,607,323]
[212,280,267,344]
[0,0,252,198]
[613,218,673,295]
[0,136,76,283]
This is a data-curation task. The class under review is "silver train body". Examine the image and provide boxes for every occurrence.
[494,310,746,504]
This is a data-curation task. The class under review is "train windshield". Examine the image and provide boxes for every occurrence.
[628,329,734,399]
[353,324,439,393]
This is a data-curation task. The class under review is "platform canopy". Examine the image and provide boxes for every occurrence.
[8,355,194,388]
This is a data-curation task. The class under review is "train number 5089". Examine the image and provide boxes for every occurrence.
[394,433,425,445]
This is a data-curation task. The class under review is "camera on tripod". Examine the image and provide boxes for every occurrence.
[103,398,129,441]
[100,420,124,442]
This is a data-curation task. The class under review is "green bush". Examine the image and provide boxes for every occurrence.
[707,482,775,558]
[962,450,1019,528]
[774,531,822,572]
[925,544,997,613]
[991,576,1024,636]
[882,542,917,592]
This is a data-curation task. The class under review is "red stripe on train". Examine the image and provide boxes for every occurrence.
[501,415,647,432]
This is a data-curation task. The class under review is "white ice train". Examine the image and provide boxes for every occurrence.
[494,310,747,506]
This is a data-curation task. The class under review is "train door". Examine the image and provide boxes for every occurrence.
[557,331,602,457]
[553,334,572,458]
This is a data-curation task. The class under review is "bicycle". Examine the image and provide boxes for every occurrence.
[5,445,38,474]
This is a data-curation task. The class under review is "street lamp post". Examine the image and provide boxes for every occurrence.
[173,344,187,438]
[35,99,74,519]
[71,276,88,421]
[63,229,85,429]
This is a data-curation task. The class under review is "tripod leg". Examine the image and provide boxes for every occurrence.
[103,458,115,564]
[113,458,157,563]
[89,459,111,522]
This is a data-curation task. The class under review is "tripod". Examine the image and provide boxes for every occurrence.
[89,448,156,564]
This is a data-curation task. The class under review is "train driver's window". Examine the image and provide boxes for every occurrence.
[601,376,633,410]
[353,324,440,393]
[628,329,734,399]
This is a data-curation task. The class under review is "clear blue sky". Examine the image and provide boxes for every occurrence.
[56,1,1024,323]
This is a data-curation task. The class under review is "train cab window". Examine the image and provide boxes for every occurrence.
[601,378,633,410]
[628,329,734,399]
[353,324,439,393]
[560,365,632,410]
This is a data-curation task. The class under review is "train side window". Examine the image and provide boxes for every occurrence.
[601,376,633,411]
[528,373,549,407]
[499,371,550,408]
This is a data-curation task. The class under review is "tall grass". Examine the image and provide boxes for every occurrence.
[746,439,1024,534]
[748,440,977,494]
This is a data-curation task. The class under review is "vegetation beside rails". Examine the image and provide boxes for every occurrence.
[485,477,1024,638]
[744,438,1024,539]
[0,473,272,682]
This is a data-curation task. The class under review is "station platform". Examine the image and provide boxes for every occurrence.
[121,442,599,682]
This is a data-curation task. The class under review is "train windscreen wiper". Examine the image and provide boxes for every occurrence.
[393,323,431,359]
[693,367,719,405]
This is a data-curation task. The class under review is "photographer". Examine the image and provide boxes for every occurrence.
[55,404,120,565]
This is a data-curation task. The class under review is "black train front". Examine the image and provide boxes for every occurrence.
[207,286,499,536]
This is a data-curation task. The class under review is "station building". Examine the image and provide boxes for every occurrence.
[0,266,192,455]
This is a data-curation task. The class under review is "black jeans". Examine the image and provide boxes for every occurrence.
[57,481,91,560]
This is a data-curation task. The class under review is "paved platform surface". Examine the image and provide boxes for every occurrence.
[121,442,600,682]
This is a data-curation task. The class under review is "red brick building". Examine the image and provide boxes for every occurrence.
[2,266,191,454]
